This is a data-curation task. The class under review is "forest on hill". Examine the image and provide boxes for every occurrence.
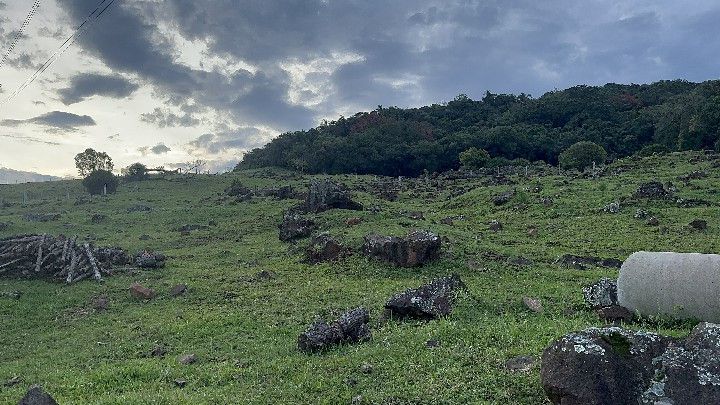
[237,79,720,176]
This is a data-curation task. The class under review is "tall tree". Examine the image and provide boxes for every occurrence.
[74,148,114,177]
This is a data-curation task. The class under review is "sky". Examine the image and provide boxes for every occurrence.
[0,0,719,177]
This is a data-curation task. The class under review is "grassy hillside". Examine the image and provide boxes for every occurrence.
[1,151,718,404]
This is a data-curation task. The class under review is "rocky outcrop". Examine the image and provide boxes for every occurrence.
[385,275,465,320]
[278,212,316,242]
[298,307,371,352]
[134,251,166,268]
[541,323,720,404]
[18,385,58,405]
[555,254,623,270]
[363,230,440,267]
[304,233,349,263]
[583,278,618,309]
[302,179,363,213]
[634,181,671,199]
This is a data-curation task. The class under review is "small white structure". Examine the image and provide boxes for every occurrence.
[618,252,720,322]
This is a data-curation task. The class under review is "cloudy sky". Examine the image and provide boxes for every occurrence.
[0,0,719,177]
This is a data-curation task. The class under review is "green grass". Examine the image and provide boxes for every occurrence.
[1,152,719,404]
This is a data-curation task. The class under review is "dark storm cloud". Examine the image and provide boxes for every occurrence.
[56,0,720,137]
[1,111,96,132]
[188,127,269,155]
[140,108,200,128]
[57,73,139,104]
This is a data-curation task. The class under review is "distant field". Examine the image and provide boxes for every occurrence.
[1,151,718,404]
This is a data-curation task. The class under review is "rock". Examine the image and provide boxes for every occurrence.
[129,283,155,300]
[150,344,167,357]
[633,209,649,219]
[541,326,672,405]
[508,256,533,266]
[488,220,503,232]
[493,190,515,206]
[583,278,618,309]
[173,378,187,388]
[603,201,620,214]
[440,217,454,225]
[646,216,660,226]
[362,230,441,267]
[360,363,373,374]
[4,376,20,387]
[92,295,109,311]
[127,204,152,213]
[555,254,623,270]
[278,212,316,242]
[345,217,362,226]
[596,305,634,323]
[225,180,253,199]
[95,247,130,266]
[302,179,363,213]
[134,251,166,268]
[406,211,424,220]
[504,356,535,372]
[90,213,107,223]
[678,170,707,182]
[677,198,713,208]
[305,233,349,264]
[541,197,554,206]
[351,395,363,404]
[178,353,197,365]
[523,297,543,313]
[170,284,187,297]
[297,307,371,352]
[23,213,61,222]
[1,290,22,299]
[254,270,276,281]
[18,385,58,405]
[542,323,720,404]
[384,275,465,320]
[425,339,440,348]
[689,219,708,230]
[634,181,670,199]
[177,224,209,232]
[139,234,151,241]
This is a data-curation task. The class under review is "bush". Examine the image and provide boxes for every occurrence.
[459,147,490,169]
[559,141,607,171]
[123,163,148,181]
[637,144,670,157]
[82,170,119,195]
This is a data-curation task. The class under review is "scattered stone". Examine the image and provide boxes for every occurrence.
[297,307,371,352]
[92,295,109,311]
[254,270,276,281]
[493,190,515,206]
[634,181,671,199]
[305,233,349,264]
[406,211,424,220]
[678,170,707,182]
[345,217,362,226]
[4,376,20,387]
[504,356,535,372]
[139,234,151,241]
[150,344,168,357]
[596,305,634,323]
[360,363,373,374]
[489,220,503,232]
[440,217,454,225]
[351,395,363,404]
[90,213,107,224]
[542,323,720,404]
[385,275,466,320]
[676,198,713,208]
[178,353,198,365]
[425,339,440,348]
[127,204,152,213]
[603,201,620,214]
[177,224,209,233]
[23,213,61,222]
[278,212,316,242]
[362,230,441,267]
[523,297,543,313]
[633,209,649,219]
[134,251,166,268]
[170,284,188,297]
[302,179,363,213]
[540,197,554,206]
[18,385,58,405]
[508,256,533,266]
[646,216,660,226]
[129,283,155,300]
[173,378,187,388]
[1,290,22,299]
[583,278,618,309]
[689,219,708,230]
[555,254,623,270]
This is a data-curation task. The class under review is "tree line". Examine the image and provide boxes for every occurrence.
[236,79,720,176]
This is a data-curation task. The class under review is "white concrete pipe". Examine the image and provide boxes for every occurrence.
[618,251,720,322]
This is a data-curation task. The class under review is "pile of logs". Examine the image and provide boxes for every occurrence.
[0,234,128,283]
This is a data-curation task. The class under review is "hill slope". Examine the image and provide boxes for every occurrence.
[0,151,718,403]
[0,167,61,184]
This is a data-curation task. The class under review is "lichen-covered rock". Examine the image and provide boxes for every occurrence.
[362,230,440,267]
[297,307,371,352]
[493,190,515,206]
[302,179,363,213]
[541,326,672,405]
[18,385,58,405]
[304,233,349,263]
[95,247,130,266]
[384,275,466,320]
[134,251,166,268]
[634,181,671,199]
[278,212,316,242]
[603,201,620,213]
[583,278,618,309]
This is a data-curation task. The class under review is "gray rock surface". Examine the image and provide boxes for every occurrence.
[385,275,465,320]
[297,307,371,352]
[363,230,440,267]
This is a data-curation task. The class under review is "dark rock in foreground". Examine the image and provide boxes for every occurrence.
[18,385,58,405]
[278,212,316,242]
[304,233,349,263]
[689,219,708,230]
[363,230,441,267]
[298,307,371,352]
[385,275,466,320]
[583,278,618,309]
[541,323,720,404]
[302,179,363,213]
[634,181,671,199]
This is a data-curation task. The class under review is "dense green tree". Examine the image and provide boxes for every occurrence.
[459,147,491,169]
[75,148,113,177]
[82,170,118,195]
[558,141,607,171]
[123,163,148,180]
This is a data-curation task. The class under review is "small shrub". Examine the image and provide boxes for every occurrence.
[82,170,119,195]
[559,141,607,171]
[123,163,148,181]
[459,147,490,169]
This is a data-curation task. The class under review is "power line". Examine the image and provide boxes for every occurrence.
[0,0,119,106]
[0,1,42,72]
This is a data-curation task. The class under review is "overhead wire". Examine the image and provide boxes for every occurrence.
[0,1,42,72]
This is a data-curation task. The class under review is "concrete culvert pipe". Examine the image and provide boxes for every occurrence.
[618,252,720,322]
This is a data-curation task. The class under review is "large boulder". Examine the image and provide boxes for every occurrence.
[583,278,618,309]
[304,233,349,263]
[363,230,441,267]
[297,307,371,352]
[18,385,58,405]
[541,323,720,404]
[385,275,466,320]
[302,179,363,213]
[278,212,316,242]
[634,181,671,199]
[134,251,166,268]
